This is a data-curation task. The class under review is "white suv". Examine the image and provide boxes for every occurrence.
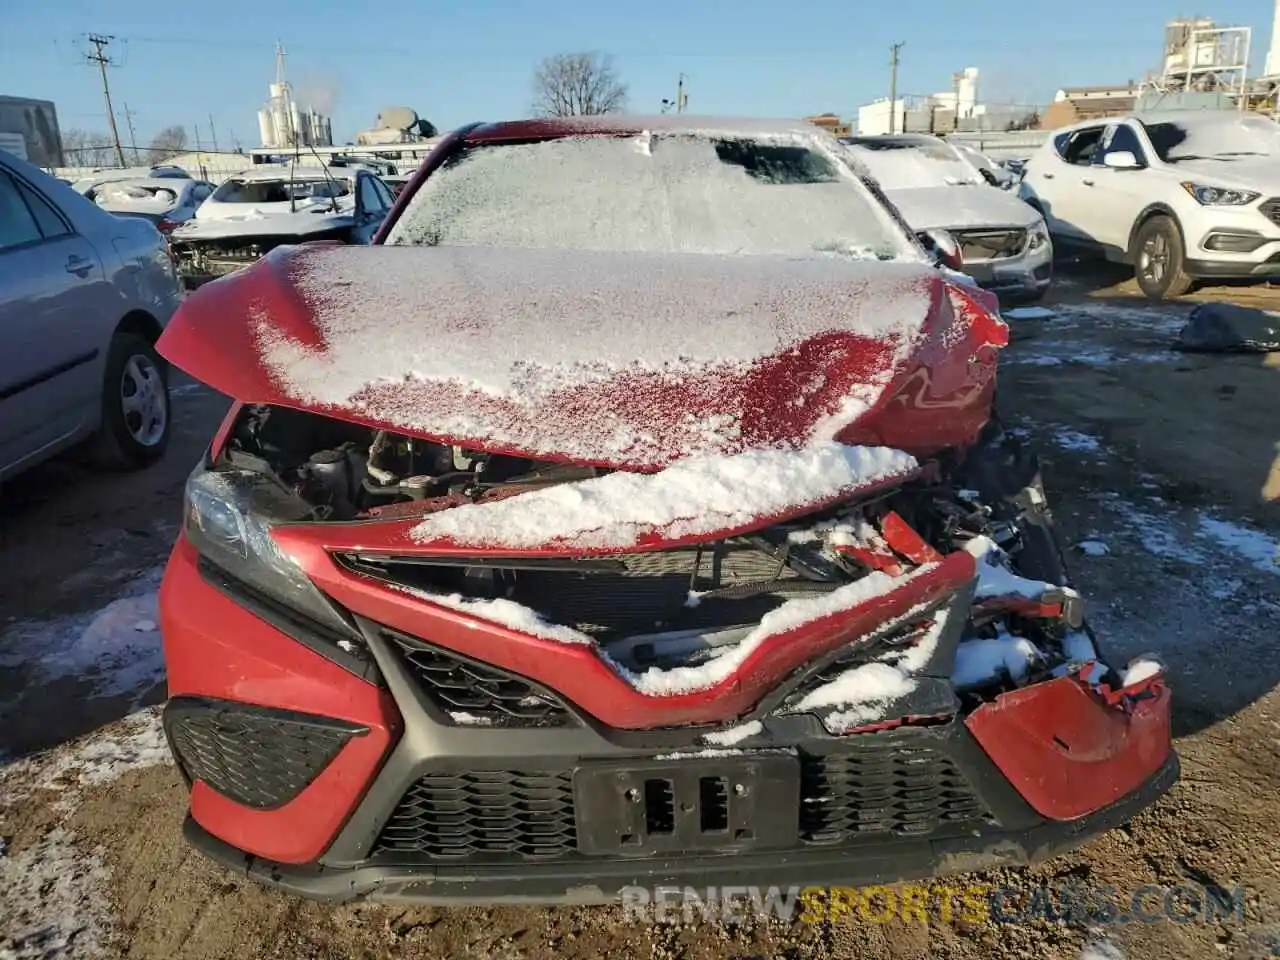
[1020,110,1280,300]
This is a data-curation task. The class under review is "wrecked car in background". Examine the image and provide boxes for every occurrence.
[167,163,395,288]
[154,115,1176,904]
[84,177,216,235]
[844,133,1053,302]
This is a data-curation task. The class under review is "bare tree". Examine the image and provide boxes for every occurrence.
[532,52,628,117]
[63,128,117,168]
[148,125,189,160]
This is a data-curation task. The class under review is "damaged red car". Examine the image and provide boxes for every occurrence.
[156,115,1176,904]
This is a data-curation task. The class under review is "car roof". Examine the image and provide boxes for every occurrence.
[464,114,829,144]
[90,177,194,191]
[842,133,945,148]
[227,164,359,182]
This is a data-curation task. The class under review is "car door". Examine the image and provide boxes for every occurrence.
[1027,125,1106,242]
[0,165,111,474]
[1075,121,1154,252]
[352,173,388,243]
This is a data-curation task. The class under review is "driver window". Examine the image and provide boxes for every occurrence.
[1058,127,1105,166]
[358,176,384,214]
[1096,125,1146,166]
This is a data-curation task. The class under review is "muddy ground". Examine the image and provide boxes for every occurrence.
[2,263,1279,959]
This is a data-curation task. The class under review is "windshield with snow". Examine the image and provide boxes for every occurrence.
[384,134,911,260]
[844,138,983,190]
[88,183,181,211]
[1143,115,1280,163]
[212,178,351,203]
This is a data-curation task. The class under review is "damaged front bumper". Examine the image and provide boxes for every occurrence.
[160,527,1177,905]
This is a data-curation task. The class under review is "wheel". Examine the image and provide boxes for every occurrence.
[1133,216,1194,300]
[91,331,170,469]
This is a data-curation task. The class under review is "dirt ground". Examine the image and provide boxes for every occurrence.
[2,263,1280,960]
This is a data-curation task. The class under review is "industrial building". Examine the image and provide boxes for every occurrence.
[856,68,1030,136]
[255,44,333,150]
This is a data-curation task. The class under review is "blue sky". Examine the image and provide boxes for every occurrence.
[2,0,1277,147]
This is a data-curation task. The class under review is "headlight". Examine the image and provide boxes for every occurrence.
[1026,223,1050,251]
[184,467,356,638]
[1180,182,1260,206]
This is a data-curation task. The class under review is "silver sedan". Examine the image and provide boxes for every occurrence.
[0,150,184,483]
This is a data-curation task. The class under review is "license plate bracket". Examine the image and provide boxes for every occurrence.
[573,755,800,856]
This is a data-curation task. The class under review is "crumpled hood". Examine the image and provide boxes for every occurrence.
[884,184,1042,232]
[174,198,355,240]
[158,244,1007,470]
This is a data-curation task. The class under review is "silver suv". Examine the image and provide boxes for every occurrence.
[0,150,184,483]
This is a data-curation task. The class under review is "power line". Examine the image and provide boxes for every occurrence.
[84,34,126,167]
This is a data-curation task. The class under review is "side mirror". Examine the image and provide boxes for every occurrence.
[1103,150,1141,170]
[918,229,964,272]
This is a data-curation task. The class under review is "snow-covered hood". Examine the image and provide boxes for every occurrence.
[157,244,1008,470]
[882,184,1042,232]
[174,198,355,240]
[1164,158,1280,195]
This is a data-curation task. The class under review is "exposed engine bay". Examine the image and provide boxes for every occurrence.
[209,403,1113,706]
[171,229,354,286]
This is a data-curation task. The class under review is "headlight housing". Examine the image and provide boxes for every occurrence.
[184,466,356,639]
[1026,222,1050,251]
[1180,182,1261,206]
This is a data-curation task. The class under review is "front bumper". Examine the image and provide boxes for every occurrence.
[183,755,1178,905]
[957,239,1053,300]
[160,530,1178,904]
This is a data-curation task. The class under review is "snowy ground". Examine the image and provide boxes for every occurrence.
[2,272,1280,959]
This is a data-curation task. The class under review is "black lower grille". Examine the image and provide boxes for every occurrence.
[374,770,578,860]
[372,740,993,862]
[800,743,993,842]
[164,697,364,809]
[377,627,575,727]
[1260,197,1280,227]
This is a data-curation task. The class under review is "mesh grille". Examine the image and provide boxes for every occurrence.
[374,770,578,860]
[166,700,358,809]
[373,740,994,863]
[800,743,993,842]
[380,628,575,728]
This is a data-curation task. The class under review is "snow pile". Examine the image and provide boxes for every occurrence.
[0,828,115,960]
[702,721,763,746]
[0,568,165,705]
[952,633,1041,688]
[1078,539,1110,557]
[965,536,1076,601]
[409,443,918,550]
[1120,657,1163,687]
[1196,516,1280,574]
[0,709,172,957]
[787,609,952,731]
[385,133,912,259]
[258,244,939,467]
[94,182,178,213]
[1079,939,1125,960]
[392,585,593,645]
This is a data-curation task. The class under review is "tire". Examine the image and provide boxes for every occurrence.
[1133,215,1194,300]
[91,331,171,469]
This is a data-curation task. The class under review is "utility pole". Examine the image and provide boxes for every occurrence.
[86,34,126,167]
[677,73,688,113]
[888,42,904,134]
[208,114,219,153]
[193,122,202,152]
[122,101,139,164]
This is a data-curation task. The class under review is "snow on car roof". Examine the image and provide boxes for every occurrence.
[468,114,837,143]
[229,164,359,182]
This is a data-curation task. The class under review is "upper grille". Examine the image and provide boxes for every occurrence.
[371,739,994,863]
[375,770,578,860]
[954,228,1027,262]
[164,698,362,809]
[379,627,575,728]
[1260,197,1280,228]
[800,743,993,842]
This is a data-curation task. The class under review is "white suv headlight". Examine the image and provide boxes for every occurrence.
[1026,222,1050,251]
[1181,182,1261,206]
